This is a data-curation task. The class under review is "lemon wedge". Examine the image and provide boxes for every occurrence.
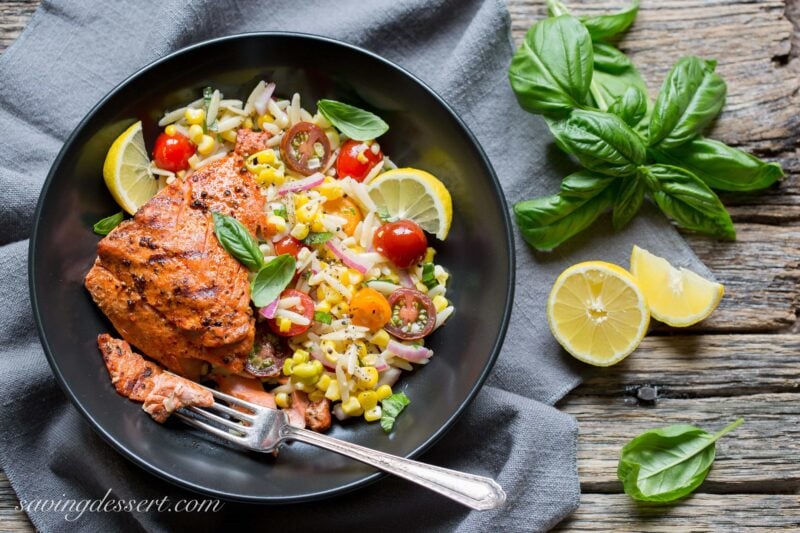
[630,245,723,327]
[547,261,650,367]
[103,121,160,215]
[367,168,453,240]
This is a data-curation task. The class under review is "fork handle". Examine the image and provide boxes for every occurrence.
[281,426,506,510]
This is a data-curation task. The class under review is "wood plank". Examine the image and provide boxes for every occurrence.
[0,473,34,532]
[554,494,800,532]
[0,0,37,52]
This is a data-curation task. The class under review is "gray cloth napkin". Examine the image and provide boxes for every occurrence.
[0,0,710,531]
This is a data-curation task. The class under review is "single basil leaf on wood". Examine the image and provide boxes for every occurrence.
[548,109,646,176]
[590,43,650,115]
[608,85,647,128]
[509,16,594,116]
[212,211,265,272]
[612,176,646,231]
[93,212,124,236]
[618,419,743,503]
[580,0,640,42]
[250,254,296,307]
[650,137,783,192]
[649,56,727,149]
[317,99,389,141]
[514,171,616,250]
[642,164,735,239]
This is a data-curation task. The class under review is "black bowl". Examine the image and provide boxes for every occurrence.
[29,33,514,503]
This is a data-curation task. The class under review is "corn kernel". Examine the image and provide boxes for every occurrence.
[357,390,378,410]
[433,295,448,313]
[220,129,238,143]
[354,366,379,389]
[348,271,363,285]
[354,340,368,359]
[290,223,310,240]
[258,167,284,186]
[315,300,331,313]
[292,349,310,364]
[187,154,200,169]
[435,266,449,286]
[325,380,341,401]
[282,359,294,376]
[164,124,177,136]
[415,281,429,294]
[341,396,363,416]
[317,284,343,305]
[317,374,331,391]
[331,302,350,318]
[308,390,325,402]
[243,118,254,129]
[187,124,204,144]
[356,147,369,164]
[275,392,289,409]
[257,113,274,128]
[311,217,326,233]
[268,215,287,233]
[197,135,216,156]
[370,329,390,350]
[296,203,317,224]
[364,406,382,422]
[292,360,323,381]
[184,107,205,125]
[319,177,344,200]
[375,384,393,401]
[424,247,436,263]
[278,317,292,333]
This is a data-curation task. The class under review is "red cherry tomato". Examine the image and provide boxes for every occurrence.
[267,289,315,337]
[373,220,428,268]
[280,122,331,176]
[152,131,196,172]
[336,139,383,182]
[385,288,436,341]
[273,236,307,258]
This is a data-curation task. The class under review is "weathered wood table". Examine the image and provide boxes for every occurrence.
[2,0,798,530]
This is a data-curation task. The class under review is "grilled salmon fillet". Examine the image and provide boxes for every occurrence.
[86,137,268,376]
[98,334,212,422]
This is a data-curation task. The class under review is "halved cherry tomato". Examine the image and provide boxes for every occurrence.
[373,219,428,268]
[274,236,307,258]
[280,122,331,176]
[267,289,315,337]
[350,287,392,330]
[245,329,290,378]
[152,131,195,172]
[323,196,362,236]
[336,139,383,182]
[385,288,436,340]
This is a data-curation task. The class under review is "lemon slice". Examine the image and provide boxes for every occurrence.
[630,245,723,327]
[367,168,453,240]
[103,121,160,215]
[547,261,650,366]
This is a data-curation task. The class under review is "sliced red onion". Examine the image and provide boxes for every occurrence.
[254,82,275,116]
[277,173,325,196]
[325,240,369,274]
[398,269,414,288]
[387,339,433,362]
[259,298,279,319]
[372,355,389,372]
[376,367,402,388]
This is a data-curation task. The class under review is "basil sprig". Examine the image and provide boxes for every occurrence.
[93,212,124,235]
[618,418,743,503]
[212,212,265,272]
[317,99,389,141]
[250,254,296,308]
[508,2,782,250]
[380,392,411,433]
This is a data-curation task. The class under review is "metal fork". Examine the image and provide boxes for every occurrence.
[172,380,506,510]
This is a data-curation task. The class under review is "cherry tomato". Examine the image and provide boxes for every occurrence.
[152,131,195,172]
[280,122,331,176]
[323,196,362,236]
[350,287,392,330]
[385,288,436,341]
[336,139,383,182]
[267,289,315,337]
[274,236,307,258]
[245,330,290,378]
[373,219,428,268]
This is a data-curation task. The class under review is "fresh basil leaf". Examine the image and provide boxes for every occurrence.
[250,254,296,308]
[650,137,783,192]
[380,392,411,433]
[93,212,124,236]
[642,164,735,239]
[612,176,646,231]
[421,263,438,290]
[608,85,647,128]
[514,171,616,250]
[273,206,288,219]
[303,232,334,246]
[212,211,265,272]
[317,99,388,141]
[649,56,726,149]
[580,0,639,42]
[548,109,646,176]
[509,16,594,116]
[589,43,649,115]
[314,311,332,325]
[618,418,743,503]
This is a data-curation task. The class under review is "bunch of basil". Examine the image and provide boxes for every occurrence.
[508,0,783,250]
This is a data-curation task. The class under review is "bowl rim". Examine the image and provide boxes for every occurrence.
[28,31,516,503]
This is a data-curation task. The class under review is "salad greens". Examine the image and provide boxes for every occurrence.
[317,99,389,141]
[314,310,333,325]
[303,231,334,246]
[508,0,782,250]
[618,418,743,503]
[380,392,411,433]
[93,212,124,236]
